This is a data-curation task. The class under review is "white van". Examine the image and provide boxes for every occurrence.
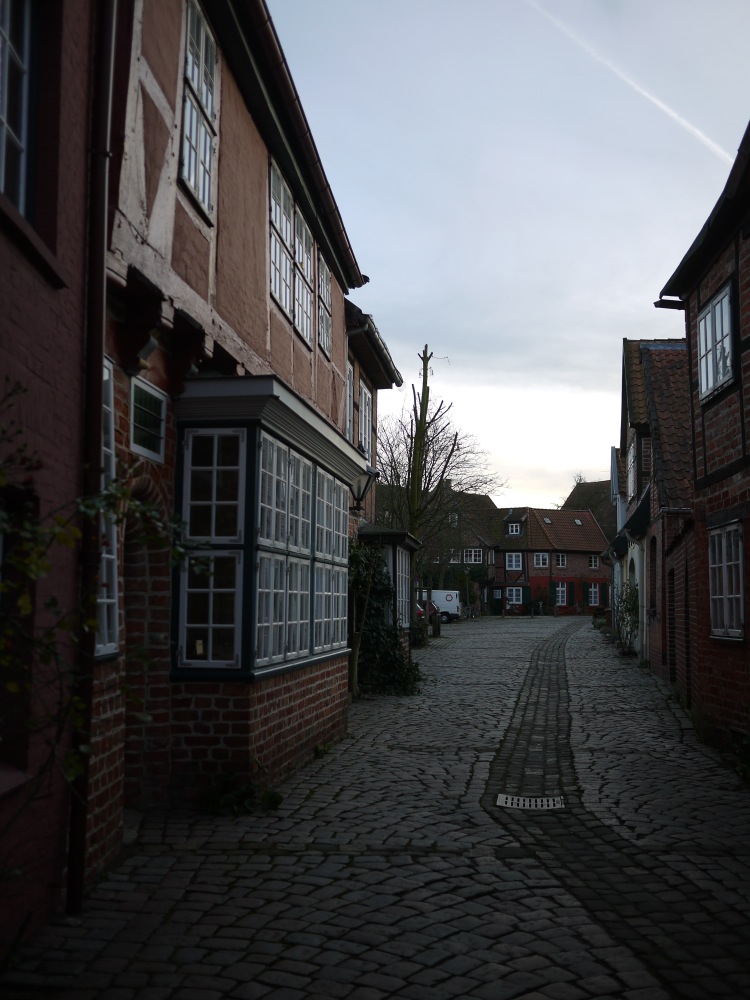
[421,590,462,623]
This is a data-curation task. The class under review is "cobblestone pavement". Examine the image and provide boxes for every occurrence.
[4,618,750,999]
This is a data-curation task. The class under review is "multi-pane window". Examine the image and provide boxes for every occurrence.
[294,209,313,343]
[463,548,483,564]
[534,552,548,568]
[181,1,216,213]
[178,428,350,670]
[180,430,245,666]
[396,546,410,626]
[130,379,167,463]
[345,363,354,442]
[314,470,348,652]
[506,552,522,571]
[708,523,743,637]
[627,438,637,499]
[0,0,30,214]
[359,381,372,462]
[507,587,522,605]
[270,160,322,349]
[318,253,332,355]
[270,163,294,317]
[589,555,599,569]
[556,582,567,607]
[258,433,316,664]
[588,583,600,606]
[508,523,520,535]
[96,362,119,656]
[556,553,567,568]
[698,285,732,398]
[448,512,458,528]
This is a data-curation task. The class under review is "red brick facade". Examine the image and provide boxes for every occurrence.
[1,0,402,950]
[656,121,750,747]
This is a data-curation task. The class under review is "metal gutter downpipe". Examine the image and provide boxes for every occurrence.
[67,0,118,917]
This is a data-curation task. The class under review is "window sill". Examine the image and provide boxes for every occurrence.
[0,763,31,800]
[172,647,350,683]
[0,192,67,289]
[709,632,744,642]
[177,179,214,229]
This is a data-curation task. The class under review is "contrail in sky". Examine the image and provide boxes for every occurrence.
[524,0,733,166]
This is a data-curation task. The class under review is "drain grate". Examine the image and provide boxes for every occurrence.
[496,793,565,810]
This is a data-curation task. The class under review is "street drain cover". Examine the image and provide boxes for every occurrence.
[496,793,565,810]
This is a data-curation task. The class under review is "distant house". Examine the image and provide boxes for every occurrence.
[656,118,750,748]
[491,508,609,615]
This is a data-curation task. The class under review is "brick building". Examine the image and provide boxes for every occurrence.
[490,508,609,616]
[0,0,401,948]
[656,119,750,747]
[0,0,98,952]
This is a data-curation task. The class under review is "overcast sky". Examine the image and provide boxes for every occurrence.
[266,0,750,510]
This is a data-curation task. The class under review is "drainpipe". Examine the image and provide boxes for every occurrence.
[67,0,118,916]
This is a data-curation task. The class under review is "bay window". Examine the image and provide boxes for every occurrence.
[177,426,350,673]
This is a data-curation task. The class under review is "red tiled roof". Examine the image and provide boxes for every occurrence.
[493,507,607,553]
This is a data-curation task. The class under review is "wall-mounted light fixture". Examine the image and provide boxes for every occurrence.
[350,465,379,514]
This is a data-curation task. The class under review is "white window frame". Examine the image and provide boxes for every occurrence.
[270,162,294,319]
[588,583,600,606]
[294,208,313,343]
[96,361,119,657]
[359,381,372,462]
[130,378,167,463]
[627,437,637,500]
[708,522,743,638]
[506,552,522,571]
[396,546,410,627]
[179,429,246,667]
[589,555,599,569]
[508,523,520,536]
[463,548,483,564]
[698,284,733,399]
[318,253,332,356]
[181,0,216,214]
[345,363,354,443]
[556,553,567,568]
[556,582,567,607]
[0,0,31,214]
[507,587,522,605]
[534,552,548,568]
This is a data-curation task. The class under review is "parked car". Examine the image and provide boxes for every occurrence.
[416,601,440,620]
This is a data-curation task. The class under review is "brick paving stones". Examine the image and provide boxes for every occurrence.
[3,617,750,998]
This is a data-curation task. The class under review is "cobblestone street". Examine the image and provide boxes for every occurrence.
[4,617,750,1000]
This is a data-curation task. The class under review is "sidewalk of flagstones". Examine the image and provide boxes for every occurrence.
[3,616,749,999]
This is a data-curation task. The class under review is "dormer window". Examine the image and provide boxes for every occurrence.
[508,523,520,536]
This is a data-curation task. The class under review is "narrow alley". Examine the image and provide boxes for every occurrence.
[4,618,749,1000]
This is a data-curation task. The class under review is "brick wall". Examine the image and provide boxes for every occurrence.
[170,656,349,795]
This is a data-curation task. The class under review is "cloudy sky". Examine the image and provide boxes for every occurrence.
[266,0,750,510]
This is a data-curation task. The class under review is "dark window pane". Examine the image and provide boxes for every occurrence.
[186,627,208,659]
[212,556,236,589]
[190,469,213,502]
[191,435,214,466]
[217,435,239,466]
[214,504,237,537]
[212,628,235,661]
[189,504,212,537]
[213,592,235,625]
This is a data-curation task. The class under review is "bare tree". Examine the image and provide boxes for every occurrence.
[376,346,504,616]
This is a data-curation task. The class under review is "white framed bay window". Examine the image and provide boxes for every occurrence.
[179,429,246,667]
[177,425,350,673]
